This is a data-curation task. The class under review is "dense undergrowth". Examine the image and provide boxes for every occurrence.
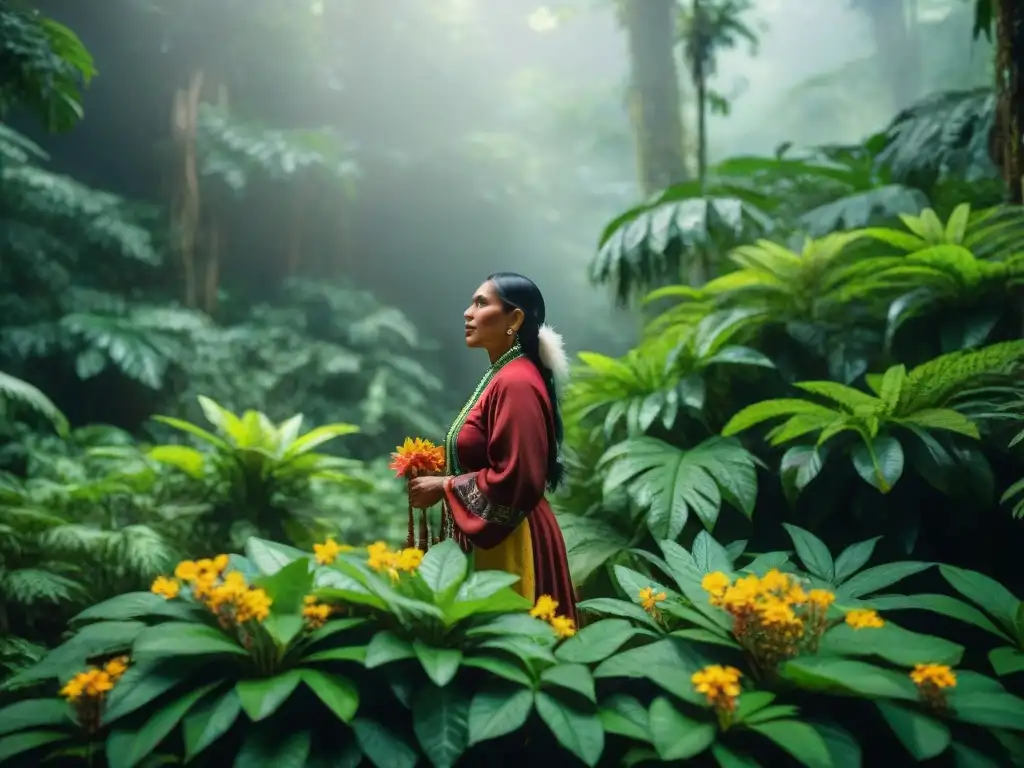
[2,1,1024,765]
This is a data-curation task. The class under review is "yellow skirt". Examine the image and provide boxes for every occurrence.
[473,519,535,601]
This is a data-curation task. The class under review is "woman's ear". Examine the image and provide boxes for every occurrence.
[510,307,525,333]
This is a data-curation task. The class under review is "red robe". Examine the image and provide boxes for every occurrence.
[443,357,577,622]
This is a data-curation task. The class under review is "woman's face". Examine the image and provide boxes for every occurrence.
[464,281,520,351]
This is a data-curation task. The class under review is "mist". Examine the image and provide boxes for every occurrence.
[19,0,991,394]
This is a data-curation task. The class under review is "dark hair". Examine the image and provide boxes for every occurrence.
[487,271,565,490]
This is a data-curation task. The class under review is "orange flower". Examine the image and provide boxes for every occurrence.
[389,437,446,478]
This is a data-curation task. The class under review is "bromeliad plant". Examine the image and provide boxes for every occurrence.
[146,395,364,549]
[571,526,1024,765]
[0,535,598,767]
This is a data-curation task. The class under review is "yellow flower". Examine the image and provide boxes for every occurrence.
[701,571,730,599]
[103,656,129,680]
[550,615,576,639]
[692,665,743,712]
[174,560,199,580]
[845,608,884,629]
[807,589,835,610]
[235,588,272,623]
[759,569,790,593]
[911,663,956,689]
[530,594,559,621]
[59,668,115,702]
[395,547,424,572]
[302,596,333,630]
[639,586,667,613]
[314,537,351,565]
[150,576,180,600]
[364,542,423,581]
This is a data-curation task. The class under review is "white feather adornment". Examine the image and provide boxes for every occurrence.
[537,324,570,388]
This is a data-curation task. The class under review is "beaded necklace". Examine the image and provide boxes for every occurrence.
[444,340,523,476]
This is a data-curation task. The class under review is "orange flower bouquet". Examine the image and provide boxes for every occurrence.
[390,437,446,549]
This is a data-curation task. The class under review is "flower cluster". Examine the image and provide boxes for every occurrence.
[302,595,333,630]
[911,663,957,710]
[59,656,130,731]
[314,537,352,566]
[150,556,272,625]
[844,608,885,629]
[692,664,742,727]
[530,594,577,639]
[367,541,424,581]
[639,586,667,621]
[702,569,864,668]
[389,437,446,478]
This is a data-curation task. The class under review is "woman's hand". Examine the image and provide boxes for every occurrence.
[408,475,446,509]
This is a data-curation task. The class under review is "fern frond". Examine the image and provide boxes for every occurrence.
[899,340,1024,413]
[1,567,81,606]
[0,370,68,434]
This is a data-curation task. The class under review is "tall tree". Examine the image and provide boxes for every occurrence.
[993,0,1023,204]
[621,0,689,196]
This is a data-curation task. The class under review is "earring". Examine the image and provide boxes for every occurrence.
[506,329,513,336]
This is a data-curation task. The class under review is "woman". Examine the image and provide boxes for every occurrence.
[408,273,577,622]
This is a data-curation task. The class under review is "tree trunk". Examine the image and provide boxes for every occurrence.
[858,0,921,111]
[691,2,711,287]
[995,0,1023,204]
[623,0,688,196]
[170,70,204,309]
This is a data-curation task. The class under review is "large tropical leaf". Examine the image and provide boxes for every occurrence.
[598,436,757,539]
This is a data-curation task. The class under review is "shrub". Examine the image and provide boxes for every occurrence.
[2,525,1023,766]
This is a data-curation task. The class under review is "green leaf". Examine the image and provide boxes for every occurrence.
[462,655,532,686]
[780,657,918,700]
[598,694,649,741]
[949,690,1024,730]
[414,641,462,687]
[814,721,861,768]
[876,700,950,760]
[0,699,72,737]
[989,646,1024,677]
[647,697,715,761]
[235,727,311,767]
[541,663,596,703]
[851,434,904,492]
[939,565,1021,632]
[351,718,418,768]
[236,670,303,721]
[304,646,367,664]
[131,622,248,660]
[412,683,470,768]
[0,731,69,763]
[102,661,185,724]
[594,639,708,705]
[364,630,415,667]
[868,593,1012,642]
[70,592,199,625]
[555,619,645,664]
[418,539,468,602]
[819,623,964,666]
[255,557,314,647]
[301,669,359,722]
[534,691,604,767]
[182,688,242,762]
[690,531,734,573]
[576,598,662,631]
[711,743,759,767]
[468,685,534,745]
[112,682,217,768]
[782,523,834,581]
[245,537,309,576]
[304,618,368,647]
[832,537,881,583]
[837,561,932,598]
[748,720,833,768]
